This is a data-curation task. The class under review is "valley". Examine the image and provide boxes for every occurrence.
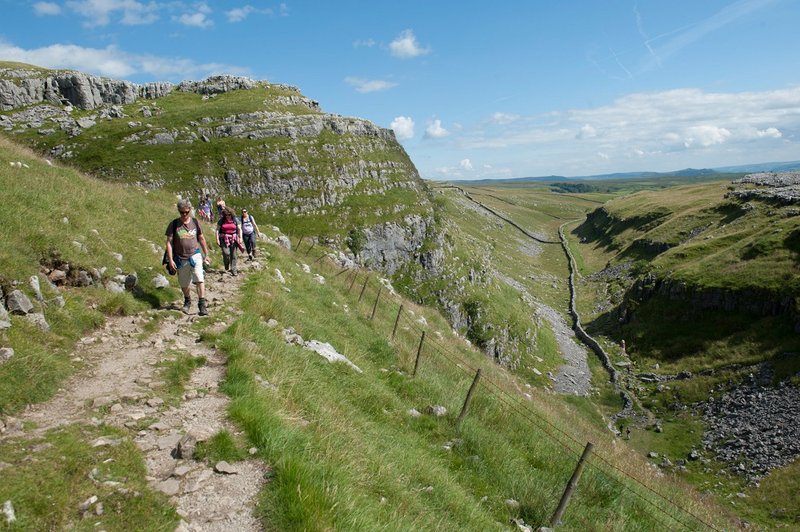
[1,63,798,530]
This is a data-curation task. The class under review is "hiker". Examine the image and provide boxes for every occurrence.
[216,207,243,276]
[240,208,260,261]
[165,199,211,315]
[199,198,212,223]
[215,197,226,221]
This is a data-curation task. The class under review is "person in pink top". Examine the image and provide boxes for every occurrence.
[216,207,243,276]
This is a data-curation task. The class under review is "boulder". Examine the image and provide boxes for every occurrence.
[124,273,138,291]
[0,302,10,330]
[24,313,50,331]
[0,348,14,365]
[6,290,33,315]
[152,274,170,289]
[29,276,43,302]
[425,405,447,417]
[175,433,198,459]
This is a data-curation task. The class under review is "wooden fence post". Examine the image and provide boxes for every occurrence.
[370,286,383,320]
[358,277,369,303]
[391,304,404,340]
[412,331,426,377]
[306,242,316,254]
[455,369,482,431]
[348,271,358,292]
[335,267,350,278]
[296,235,304,250]
[550,442,594,527]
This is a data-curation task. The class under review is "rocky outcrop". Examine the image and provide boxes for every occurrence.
[0,68,175,110]
[0,68,274,111]
[360,215,438,275]
[176,76,255,95]
[727,171,800,204]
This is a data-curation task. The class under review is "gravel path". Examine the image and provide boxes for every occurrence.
[1,261,267,531]
[535,303,591,396]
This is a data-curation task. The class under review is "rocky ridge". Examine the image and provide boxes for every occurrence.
[727,172,800,204]
[0,65,439,281]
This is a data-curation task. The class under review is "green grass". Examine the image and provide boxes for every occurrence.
[193,429,249,463]
[0,136,181,415]
[206,240,733,530]
[0,424,178,531]
[158,351,206,401]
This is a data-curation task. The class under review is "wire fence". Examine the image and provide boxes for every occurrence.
[291,242,720,531]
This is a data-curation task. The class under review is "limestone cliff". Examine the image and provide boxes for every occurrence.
[0,64,439,278]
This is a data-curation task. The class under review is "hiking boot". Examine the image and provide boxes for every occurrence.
[182,297,191,314]
[198,298,208,316]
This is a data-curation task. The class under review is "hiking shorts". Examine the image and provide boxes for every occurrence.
[177,252,204,288]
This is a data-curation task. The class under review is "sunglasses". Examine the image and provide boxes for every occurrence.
[180,210,190,215]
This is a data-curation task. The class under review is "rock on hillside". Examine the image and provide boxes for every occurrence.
[727,171,800,204]
[0,64,439,276]
[0,66,172,110]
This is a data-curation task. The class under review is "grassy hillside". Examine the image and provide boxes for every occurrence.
[0,135,183,414]
[1,64,431,243]
[435,178,800,529]
[0,137,739,530]
[572,180,800,374]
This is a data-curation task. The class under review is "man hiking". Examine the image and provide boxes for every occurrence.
[165,199,212,315]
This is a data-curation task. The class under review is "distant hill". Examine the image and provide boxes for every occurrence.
[448,160,800,185]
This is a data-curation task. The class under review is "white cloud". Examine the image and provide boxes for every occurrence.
[460,159,473,171]
[0,39,248,81]
[424,119,449,139]
[389,29,430,59]
[175,4,213,28]
[756,127,782,138]
[33,2,62,15]
[452,86,800,176]
[225,5,273,22]
[682,125,731,147]
[390,116,415,140]
[353,39,376,48]
[66,0,159,27]
[576,124,597,139]
[344,77,397,93]
[489,112,519,125]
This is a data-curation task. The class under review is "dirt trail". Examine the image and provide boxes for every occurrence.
[1,261,267,531]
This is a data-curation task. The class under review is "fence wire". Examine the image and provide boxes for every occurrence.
[297,245,720,531]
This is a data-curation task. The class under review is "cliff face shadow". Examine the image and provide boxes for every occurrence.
[783,228,800,263]
[585,295,800,369]
[572,209,671,256]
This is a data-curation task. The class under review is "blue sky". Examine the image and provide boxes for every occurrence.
[2,0,800,180]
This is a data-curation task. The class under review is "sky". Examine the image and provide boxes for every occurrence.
[2,0,800,180]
